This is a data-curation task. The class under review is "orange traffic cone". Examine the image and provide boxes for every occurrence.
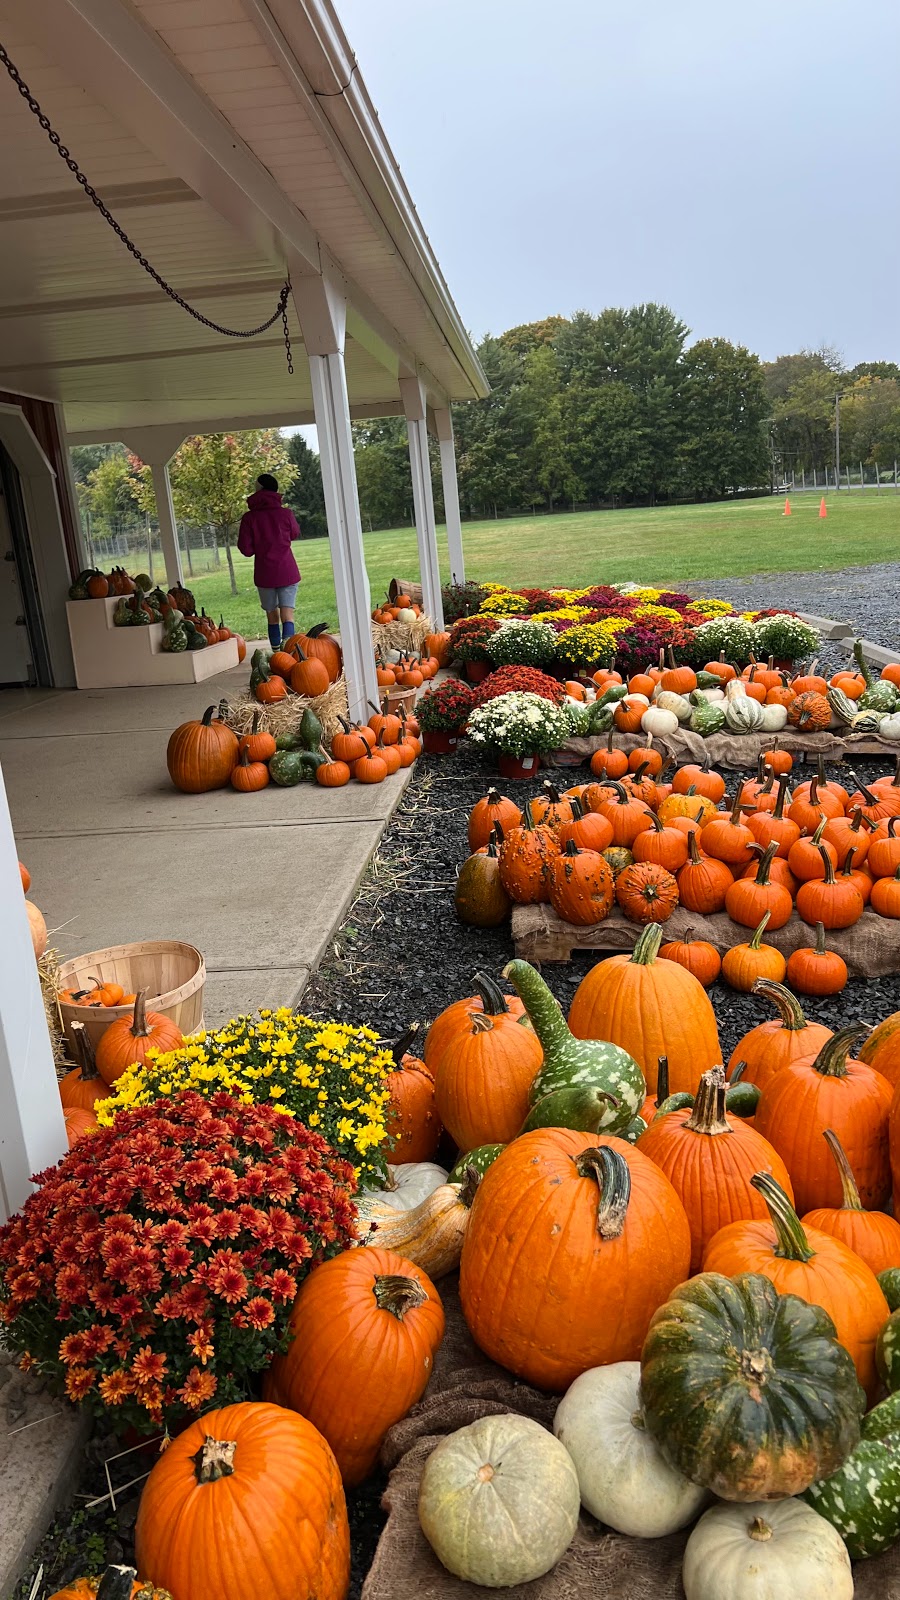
[783,497,791,515]
[819,497,827,518]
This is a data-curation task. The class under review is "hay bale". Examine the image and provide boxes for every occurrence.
[219,676,350,745]
[38,947,68,1070]
[373,616,435,656]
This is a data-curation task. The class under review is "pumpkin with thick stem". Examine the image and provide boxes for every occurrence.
[590,729,629,780]
[134,1401,350,1600]
[383,1025,440,1163]
[658,787,718,827]
[702,1172,889,1401]
[796,845,864,928]
[802,1128,900,1274]
[230,747,270,792]
[871,863,900,918]
[726,980,831,1095]
[721,913,786,992]
[48,1569,173,1600]
[283,622,342,682]
[755,1024,892,1213]
[505,959,644,1131]
[466,786,522,851]
[637,1066,794,1271]
[548,839,615,926]
[59,1021,112,1113]
[788,690,832,731]
[677,827,733,914]
[263,1249,443,1483]
[455,833,511,928]
[498,801,559,903]
[95,991,184,1085]
[427,972,542,1149]
[641,1270,863,1500]
[787,816,836,882]
[569,922,720,1097]
[659,927,721,987]
[725,840,793,931]
[530,781,575,830]
[166,703,238,792]
[460,1132,690,1388]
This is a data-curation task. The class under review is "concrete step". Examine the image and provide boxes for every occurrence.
[795,612,854,639]
[838,636,900,667]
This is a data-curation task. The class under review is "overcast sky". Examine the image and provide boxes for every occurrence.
[338,0,898,366]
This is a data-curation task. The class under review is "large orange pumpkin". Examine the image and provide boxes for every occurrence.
[134,1401,349,1600]
[459,1131,691,1389]
[726,979,832,1099]
[568,922,720,1095]
[95,991,184,1085]
[263,1249,444,1483]
[703,1172,889,1401]
[636,1066,794,1272]
[860,1011,900,1093]
[467,787,523,852]
[285,623,343,683]
[166,704,238,793]
[498,803,560,904]
[426,973,542,1148]
[383,1026,441,1162]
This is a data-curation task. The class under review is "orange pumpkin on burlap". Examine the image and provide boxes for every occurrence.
[425,972,542,1149]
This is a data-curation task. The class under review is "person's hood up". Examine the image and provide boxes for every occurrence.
[246,489,283,510]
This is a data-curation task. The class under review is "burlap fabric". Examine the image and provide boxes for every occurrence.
[510,904,900,977]
[364,1278,900,1600]
[547,727,900,771]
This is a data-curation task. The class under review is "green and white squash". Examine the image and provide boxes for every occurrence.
[521,1083,624,1135]
[448,1144,504,1184]
[640,1271,863,1500]
[619,1115,647,1143]
[724,690,765,733]
[877,1308,900,1392]
[682,1499,853,1600]
[418,1414,580,1587]
[803,1432,900,1557]
[863,1390,900,1440]
[690,697,727,737]
[827,686,857,727]
[504,959,645,1133]
[554,1362,708,1537]
[588,702,615,736]
[855,638,899,712]
[852,708,885,733]
[879,1268,900,1313]
[880,712,900,742]
[758,702,788,732]
[597,683,628,706]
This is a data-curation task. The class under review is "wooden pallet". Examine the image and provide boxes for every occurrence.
[511,903,900,978]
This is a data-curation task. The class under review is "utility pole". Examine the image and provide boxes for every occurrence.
[834,391,845,491]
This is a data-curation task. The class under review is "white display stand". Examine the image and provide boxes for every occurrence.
[66,597,239,689]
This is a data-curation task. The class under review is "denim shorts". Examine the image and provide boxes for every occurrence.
[257,583,299,611]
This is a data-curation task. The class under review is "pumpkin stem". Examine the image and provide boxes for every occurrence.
[96,1568,141,1600]
[750,1172,814,1262]
[810,1023,865,1079]
[195,1436,237,1483]
[372,1274,428,1321]
[686,828,703,866]
[457,1165,482,1209]
[750,977,810,1031]
[130,990,151,1039]
[747,912,772,951]
[470,1013,496,1036]
[70,1020,101,1082]
[655,1055,669,1106]
[471,972,511,1016]
[729,1059,747,1084]
[684,1066,732,1136]
[853,637,874,689]
[823,1128,864,1212]
[630,923,664,965]
[200,704,217,727]
[727,788,743,825]
[574,1144,631,1240]
[390,1024,420,1065]
[816,842,838,884]
[753,839,778,886]
[747,1517,774,1543]
[848,770,878,806]
[770,773,790,820]
[814,920,827,956]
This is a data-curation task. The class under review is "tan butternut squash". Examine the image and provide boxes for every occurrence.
[354,1171,480,1279]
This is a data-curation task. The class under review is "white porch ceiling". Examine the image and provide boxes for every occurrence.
[0,0,487,437]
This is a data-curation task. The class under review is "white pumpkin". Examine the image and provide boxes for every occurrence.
[654,690,692,724]
[623,692,650,708]
[553,1363,708,1537]
[682,1499,853,1600]
[692,687,726,703]
[758,702,788,732]
[419,1414,580,1587]
[641,706,679,737]
[358,1161,447,1218]
[397,607,417,624]
[879,713,900,741]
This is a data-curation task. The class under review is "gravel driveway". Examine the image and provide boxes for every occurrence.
[687,564,900,673]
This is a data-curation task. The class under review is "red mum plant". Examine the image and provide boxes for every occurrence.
[0,1092,356,1435]
[416,678,478,733]
[447,614,500,663]
[474,665,566,706]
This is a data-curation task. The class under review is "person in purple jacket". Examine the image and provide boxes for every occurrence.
[237,473,302,649]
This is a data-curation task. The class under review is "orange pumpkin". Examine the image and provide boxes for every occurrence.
[48,1569,172,1600]
[18,860,31,892]
[289,650,331,698]
[166,704,238,793]
[658,927,721,987]
[383,1026,441,1162]
[467,788,523,852]
[726,979,831,1098]
[498,803,560,903]
[425,972,542,1149]
[255,675,288,705]
[590,731,629,781]
[238,710,277,764]
[459,1131,691,1388]
[802,1129,900,1276]
[269,650,298,680]
[548,840,615,926]
[615,860,679,924]
[59,1022,112,1114]
[64,1105,98,1146]
[860,1012,900,1094]
[134,1401,350,1600]
[95,991,183,1085]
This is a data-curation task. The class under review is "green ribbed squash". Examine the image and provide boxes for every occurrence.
[724,695,765,732]
[826,686,857,726]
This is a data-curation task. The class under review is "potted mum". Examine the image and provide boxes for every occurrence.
[417,678,478,754]
[486,618,559,671]
[751,612,820,667]
[467,690,572,780]
[448,615,501,682]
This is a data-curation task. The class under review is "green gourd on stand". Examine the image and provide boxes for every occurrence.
[161,610,188,653]
[502,959,645,1135]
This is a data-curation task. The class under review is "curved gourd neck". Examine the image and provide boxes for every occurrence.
[503,959,571,1056]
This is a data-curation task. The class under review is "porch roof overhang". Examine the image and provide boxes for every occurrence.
[0,0,488,442]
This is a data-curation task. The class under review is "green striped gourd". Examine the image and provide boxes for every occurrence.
[856,639,899,712]
[502,959,644,1134]
[448,1143,504,1183]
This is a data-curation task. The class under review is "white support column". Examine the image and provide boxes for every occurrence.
[121,427,188,589]
[0,761,66,1223]
[292,270,379,722]
[434,406,465,585]
[400,377,444,628]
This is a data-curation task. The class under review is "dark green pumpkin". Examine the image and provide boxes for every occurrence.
[877,1309,900,1392]
[521,1083,624,1135]
[268,749,325,786]
[640,1270,863,1501]
[863,1391,900,1441]
[275,733,305,752]
[619,1115,647,1144]
[448,1143,504,1184]
[803,1434,900,1557]
[879,1269,900,1314]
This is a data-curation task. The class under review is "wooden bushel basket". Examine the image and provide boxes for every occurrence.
[56,940,206,1050]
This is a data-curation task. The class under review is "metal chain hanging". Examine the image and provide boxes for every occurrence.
[0,41,293,374]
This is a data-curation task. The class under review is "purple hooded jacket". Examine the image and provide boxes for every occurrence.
[237,490,301,588]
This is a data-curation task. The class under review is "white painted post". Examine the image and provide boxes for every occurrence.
[400,376,444,628]
[291,271,379,723]
[434,406,465,585]
[150,462,184,587]
[0,761,66,1223]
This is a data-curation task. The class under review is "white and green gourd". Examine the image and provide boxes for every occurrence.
[682,1499,853,1600]
[554,1362,709,1537]
[689,692,727,737]
[856,638,900,713]
[418,1413,580,1587]
[724,680,765,732]
[654,690,692,724]
[802,1426,900,1558]
[503,959,645,1132]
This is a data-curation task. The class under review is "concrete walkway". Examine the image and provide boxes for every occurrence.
[2,658,410,1025]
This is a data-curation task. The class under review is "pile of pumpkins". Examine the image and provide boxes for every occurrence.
[250,624,342,704]
[166,697,422,793]
[56,990,184,1151]
[19,856,48,966]
[371,589,425,625]
[375,646,446,692]
[69,569,247,659]
[314,955,900,1596]
[586,642,900,742]
[456,750,900,991]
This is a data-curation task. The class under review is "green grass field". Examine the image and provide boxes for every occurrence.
[185,490,900,639]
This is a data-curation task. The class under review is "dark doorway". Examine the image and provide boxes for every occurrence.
[0,444,52,687]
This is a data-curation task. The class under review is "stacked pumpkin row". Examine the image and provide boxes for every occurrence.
[250,624,343,704]
[457,754,900,988]
[588,641,900,741]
